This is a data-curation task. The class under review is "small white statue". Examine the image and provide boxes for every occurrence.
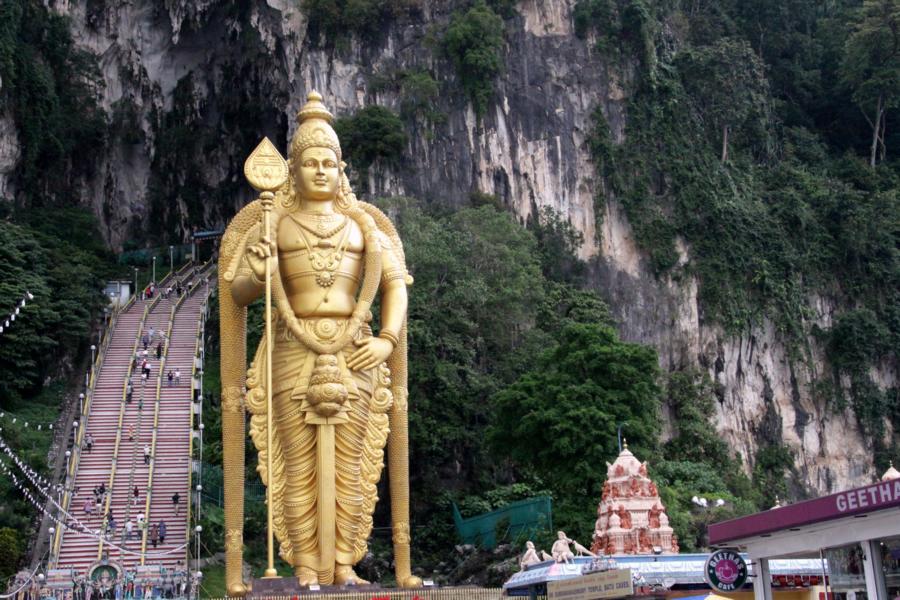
[552,531,576,563]
[608,511,621,529]
[519,541,542,571]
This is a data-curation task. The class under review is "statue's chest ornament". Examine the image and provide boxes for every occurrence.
[290,214,351,288]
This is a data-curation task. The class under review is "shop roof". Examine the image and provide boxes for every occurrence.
[709,478,900,546]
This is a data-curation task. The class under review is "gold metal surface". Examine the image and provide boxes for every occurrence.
[219,92,421,593]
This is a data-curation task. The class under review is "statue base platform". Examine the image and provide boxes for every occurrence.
[248,578,499,599]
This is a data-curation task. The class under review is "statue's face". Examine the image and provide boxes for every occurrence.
[295,147,339,201]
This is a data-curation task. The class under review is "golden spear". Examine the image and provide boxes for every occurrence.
[243,137,288,579]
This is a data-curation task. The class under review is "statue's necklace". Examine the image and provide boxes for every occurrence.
[292,211,347,238]
[292,215,351,289]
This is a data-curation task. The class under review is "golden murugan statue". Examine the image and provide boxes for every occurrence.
[218,92,421,593]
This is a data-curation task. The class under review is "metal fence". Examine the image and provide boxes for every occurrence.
[205,588,503,600]
[452,496,553,550]
[200,464,265,507]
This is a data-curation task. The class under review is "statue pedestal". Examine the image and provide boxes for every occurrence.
[250,576,391,596]
[248,578,494,599]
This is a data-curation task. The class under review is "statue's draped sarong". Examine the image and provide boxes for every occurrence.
[246,317,392,580]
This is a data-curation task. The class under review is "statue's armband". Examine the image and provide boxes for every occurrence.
[378,232,407,288]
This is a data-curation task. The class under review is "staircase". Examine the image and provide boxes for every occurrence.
[53,267,213,575]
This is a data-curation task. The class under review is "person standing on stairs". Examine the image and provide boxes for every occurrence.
[158,520,166,544]
[125,518,134,541]
[174,368,180,386]
[84,433,94,453]
[133,485,140,506]
[155,343,162,360]
[143,444,151,465]
[171,492,180,517]
[149,523,159,548]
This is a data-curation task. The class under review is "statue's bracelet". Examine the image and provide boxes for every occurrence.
[379,330,400,348]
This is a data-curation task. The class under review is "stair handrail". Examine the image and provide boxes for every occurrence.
[139,300,176,564]
[48,304,121,565]
[184,291,209,566]
[173,260,213,311]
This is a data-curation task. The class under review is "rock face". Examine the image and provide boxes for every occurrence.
[7,0,891,494]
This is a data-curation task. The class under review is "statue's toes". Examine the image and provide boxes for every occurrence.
[295,567,318,587]
[226,582,248,597]
[398,575,423,588]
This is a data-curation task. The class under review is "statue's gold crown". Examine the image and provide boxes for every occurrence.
[290,91,342,161]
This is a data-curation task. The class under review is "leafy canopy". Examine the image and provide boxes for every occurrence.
[489,322,661,534]
[442,2,506,117]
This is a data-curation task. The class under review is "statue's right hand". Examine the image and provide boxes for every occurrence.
[245,235,276,281]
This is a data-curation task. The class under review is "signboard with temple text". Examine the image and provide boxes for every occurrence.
[548,568,633,600]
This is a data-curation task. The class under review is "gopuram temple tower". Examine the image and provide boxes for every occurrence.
[590,443,679,555]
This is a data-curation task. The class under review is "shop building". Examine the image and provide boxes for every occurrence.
[708,464,900,600]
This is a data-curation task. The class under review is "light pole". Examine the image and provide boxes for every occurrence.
[194,525,202,575]
[90,344,97,367]
[170,246,174,274]
[134,268,139,300]
[152,256,157,284]
[691,496,726,549]
[79,393,85,416]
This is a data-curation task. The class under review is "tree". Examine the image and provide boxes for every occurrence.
[840,0,900,167]
[442,2,505,117]
[678,37,771,162]
[0,528,21,580]
[489,323,661,534]
[333,105,408,174]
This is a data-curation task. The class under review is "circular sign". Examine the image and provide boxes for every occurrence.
[705,549,749,592]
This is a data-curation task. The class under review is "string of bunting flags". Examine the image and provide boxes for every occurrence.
[0,436,187,559]
[0,410,59,431]
[0,435,58,492]
[0,291,34,336]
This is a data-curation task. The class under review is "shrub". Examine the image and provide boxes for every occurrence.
[442,2,505,117]
[334,105,408,173]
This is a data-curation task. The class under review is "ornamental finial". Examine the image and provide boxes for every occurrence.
[296,90,334,125]
[290,91,341,161]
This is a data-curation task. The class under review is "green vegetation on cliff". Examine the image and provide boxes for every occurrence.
[583,0,899,467]
[0,0,106,207]
[302,0,419,45]
[442,2,506,116]
[335,105,408,174]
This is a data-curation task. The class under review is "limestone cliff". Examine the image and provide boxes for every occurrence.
[5,0,892,495]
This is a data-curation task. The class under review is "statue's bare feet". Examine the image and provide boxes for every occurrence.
[397,574,423,588]
[226,582,248,597]
[334,565,369,586]
[294,566,317,587]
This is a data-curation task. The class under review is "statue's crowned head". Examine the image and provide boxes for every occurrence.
[289,91,344,202]
[291,91,342,161]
